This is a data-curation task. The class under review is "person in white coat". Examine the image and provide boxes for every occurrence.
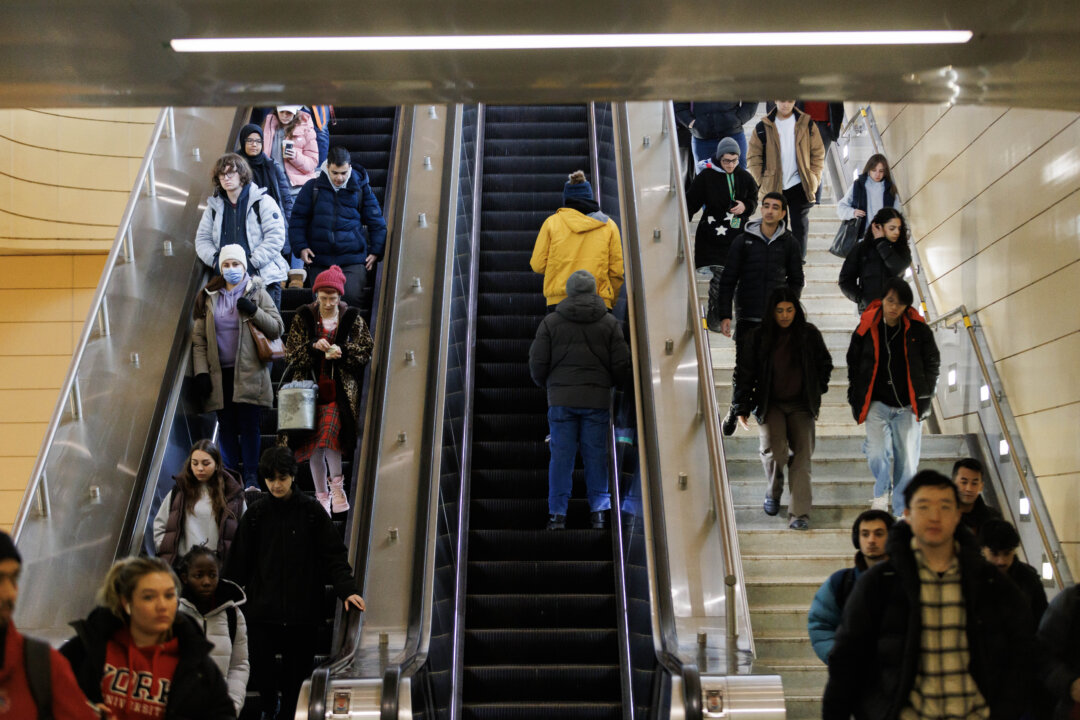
[196,152,290,308]
[177,545,250,715]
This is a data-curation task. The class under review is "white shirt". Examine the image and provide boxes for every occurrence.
[153,486,219,558]
[775,114,801,190]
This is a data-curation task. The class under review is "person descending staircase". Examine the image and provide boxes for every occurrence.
[704,181,970,719]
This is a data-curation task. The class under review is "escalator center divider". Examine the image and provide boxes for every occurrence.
[461,105,623,720]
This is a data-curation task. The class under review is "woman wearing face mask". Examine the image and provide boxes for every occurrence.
[838,207,913,313]
[262,105,319,197]
[192,244,283,497]
[731,286,833,531]
[836,153,901,236]
[282,266,373,515]
[60,556,235,720]
[195,153,289,308]
[153,440,245,567]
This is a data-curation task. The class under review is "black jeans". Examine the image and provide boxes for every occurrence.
[783,185,813,260]
[308,262,367,309]
[247,621,319,720]
[729,319,761,413]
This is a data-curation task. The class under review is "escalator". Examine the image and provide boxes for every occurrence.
[461,104,623,720]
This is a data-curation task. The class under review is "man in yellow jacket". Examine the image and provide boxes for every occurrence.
[531,170,624,310]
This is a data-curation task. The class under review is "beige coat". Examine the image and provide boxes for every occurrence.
[747,107,825,202]
[192,277,283,411]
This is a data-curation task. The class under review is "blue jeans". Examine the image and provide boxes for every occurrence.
[547,406,611,515]
[863,401,922,513]
[217,370,263,489]
[691,130,748,169]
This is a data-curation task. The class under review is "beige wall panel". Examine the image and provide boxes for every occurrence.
[0,213,115,242]
[7,110,152,158]
[880,103,950,169]
[866,103,904,133]
[72,288,95,320]
[0,389,62,423]
[974,263,1080,360]
[1015,403,1080,478]
[996,333,1080,416]
[0,289,78,321]
[2,255,73,288]
[0,459,35,491]
[892,106,1005,200]
[0,356,71,389]
[73,255,108,287]
[906,110,1076,237]
[0,322,76,355]
[0,491,23,527]
[35,108,159,124]
[8,181,128,227]
[1037,472,1080,545]
[5,140,144,192]
[0,424,47,461]
[1065,545,1080,582]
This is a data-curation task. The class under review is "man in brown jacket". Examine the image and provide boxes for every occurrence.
[747,100,825,259]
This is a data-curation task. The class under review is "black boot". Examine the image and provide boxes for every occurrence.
[590,510,608,529]
[546,514,566,530]
[721,410,738,436]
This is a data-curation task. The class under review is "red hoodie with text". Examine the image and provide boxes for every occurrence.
[101,628,179,720]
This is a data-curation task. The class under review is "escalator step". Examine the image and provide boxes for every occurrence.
[484,105,588,122]
[471,441,547,468]
[475,316,545,340]
[476,338,534,364]
[483,156,593,176]
[478,210,554,235]
[478,292,546,316]
[465,594,616,629]
[482,192,567,213]
[479,271,543,294]
[463,665,621,702]
[477,250,535,274]
[472,412,547,438]
[462,702,620,720]
[471,498,595,530]
[469,529,610,561]
[467,561,615,594]
[471,469,567,499]
[465,628,618,664]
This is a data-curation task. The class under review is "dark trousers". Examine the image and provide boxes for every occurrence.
[728,319,761,413]
[247,621,319,720]
[217,370,263,489]
[265,281,282,309]
[783,185,813,259]
[758,400,816,518]
[309,262,367,309]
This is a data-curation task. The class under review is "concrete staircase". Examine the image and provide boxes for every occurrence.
[700,195,967,717]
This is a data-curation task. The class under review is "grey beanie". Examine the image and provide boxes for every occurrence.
[714,136,741,160]
[566,270,597,297]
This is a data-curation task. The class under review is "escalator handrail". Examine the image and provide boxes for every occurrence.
[13,107,172,541]
[378,103,465,718]
[610,101,703,720]
[661,100,754,657]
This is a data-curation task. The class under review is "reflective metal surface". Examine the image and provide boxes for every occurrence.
[13,107,242,643]
[698,676,786,719]
[3,2,1080,111]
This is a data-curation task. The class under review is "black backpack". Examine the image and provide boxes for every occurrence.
[24,635,52,720]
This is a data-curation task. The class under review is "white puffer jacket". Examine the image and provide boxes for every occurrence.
[195,184,290,285]
[178,579,250,714]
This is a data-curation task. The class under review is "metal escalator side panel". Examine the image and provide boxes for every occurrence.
[13,107,244,644]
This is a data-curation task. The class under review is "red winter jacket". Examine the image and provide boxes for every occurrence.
[0,622,98,719]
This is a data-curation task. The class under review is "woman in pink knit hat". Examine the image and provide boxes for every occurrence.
[282,265,373,514]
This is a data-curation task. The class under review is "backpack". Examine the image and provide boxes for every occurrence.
[24,636,53,720]
[226,605,238,643]
[829,567,859,614]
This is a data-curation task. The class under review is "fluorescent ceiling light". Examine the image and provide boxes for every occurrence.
[171,31,973,53]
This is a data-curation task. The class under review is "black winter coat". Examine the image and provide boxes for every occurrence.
[288,166,387,265]
[528,293,631,409]
[686,164,758,269]
[61,607,236,720]
[1038,584,1080,720]
[846,301,940,422]
[674,101,757,140]
[709,221,804,324]
[838,236,912,312]
[823,522,1037,720]
[223,490,357,625]
[731,322,833,423]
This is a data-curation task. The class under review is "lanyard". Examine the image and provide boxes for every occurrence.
[725,171,736,200]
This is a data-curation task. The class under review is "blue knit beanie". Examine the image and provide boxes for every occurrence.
[563,170,594,204]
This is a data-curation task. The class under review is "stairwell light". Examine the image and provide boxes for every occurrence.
[171,30,973,53]
[999,438,1010,458]
[979,384,990,405]
[1018,490,1031,521]
[1041,553,1054,581]
[946,363,958,392]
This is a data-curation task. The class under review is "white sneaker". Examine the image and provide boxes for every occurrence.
[870,495,890,512]
[315,491,332,516]
[329,476,350,514]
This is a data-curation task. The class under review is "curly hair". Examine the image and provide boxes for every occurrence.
[210,153,253,195]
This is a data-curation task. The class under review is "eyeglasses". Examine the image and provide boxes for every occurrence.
[719,157,739,165]
[218,169,238,179]
[244,137,262,145]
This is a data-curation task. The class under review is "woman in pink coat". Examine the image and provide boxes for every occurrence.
[262,105,319,195]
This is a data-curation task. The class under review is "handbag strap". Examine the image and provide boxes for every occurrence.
[277,361,318,389]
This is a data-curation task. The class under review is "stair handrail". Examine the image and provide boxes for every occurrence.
[926,306,1070,589]
[662,101,754,658]
[13,108,174,540]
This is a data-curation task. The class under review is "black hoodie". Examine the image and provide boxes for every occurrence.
[528,292,630,409]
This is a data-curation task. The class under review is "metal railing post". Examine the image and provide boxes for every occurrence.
[68,378,83,421]
[34,472,51,518]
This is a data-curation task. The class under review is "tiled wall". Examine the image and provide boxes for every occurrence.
[0,255,107,529]
[874,103,1080,574]
[0,108,158,253]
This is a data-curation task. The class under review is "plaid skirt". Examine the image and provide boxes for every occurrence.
[295,401,343,461]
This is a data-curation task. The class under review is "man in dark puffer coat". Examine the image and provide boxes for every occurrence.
[529,270,630,531]
[823,471,1037,719]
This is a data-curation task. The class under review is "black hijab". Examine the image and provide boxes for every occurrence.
[237,124,284,208]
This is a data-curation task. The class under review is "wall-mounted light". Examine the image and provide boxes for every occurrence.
[842,144,849,159]
[947,363,958,392]
[1018,490,1031,521]
[1042,553,1054,582]
[979,384,990,406]
[170,30,974,54]
[904,267,913,280]
[998,438,1010,458]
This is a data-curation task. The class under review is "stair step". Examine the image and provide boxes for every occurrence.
[754,635,819,663]
[744,554,853,578]
[734,503,875,529]
[750,607,813,634]
[747,580,820,607]
[738,528,853,555]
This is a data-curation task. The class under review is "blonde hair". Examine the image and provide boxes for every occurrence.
[98,556,179,620]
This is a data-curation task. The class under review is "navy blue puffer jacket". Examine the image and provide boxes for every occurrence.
[288,164,387,266]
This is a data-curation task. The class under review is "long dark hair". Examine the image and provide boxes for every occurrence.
[758,286,808,351]
[193,275,227,320]
[861,153,893,184]
[175,440,235,524]
[862,207,909,245]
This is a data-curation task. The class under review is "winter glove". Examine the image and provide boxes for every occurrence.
[236,297,258,316]
[194,373,213,399]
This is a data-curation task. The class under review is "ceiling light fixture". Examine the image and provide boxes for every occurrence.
[171,30,973,53]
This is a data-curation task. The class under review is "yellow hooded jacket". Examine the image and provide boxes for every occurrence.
[530,208,624,308]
